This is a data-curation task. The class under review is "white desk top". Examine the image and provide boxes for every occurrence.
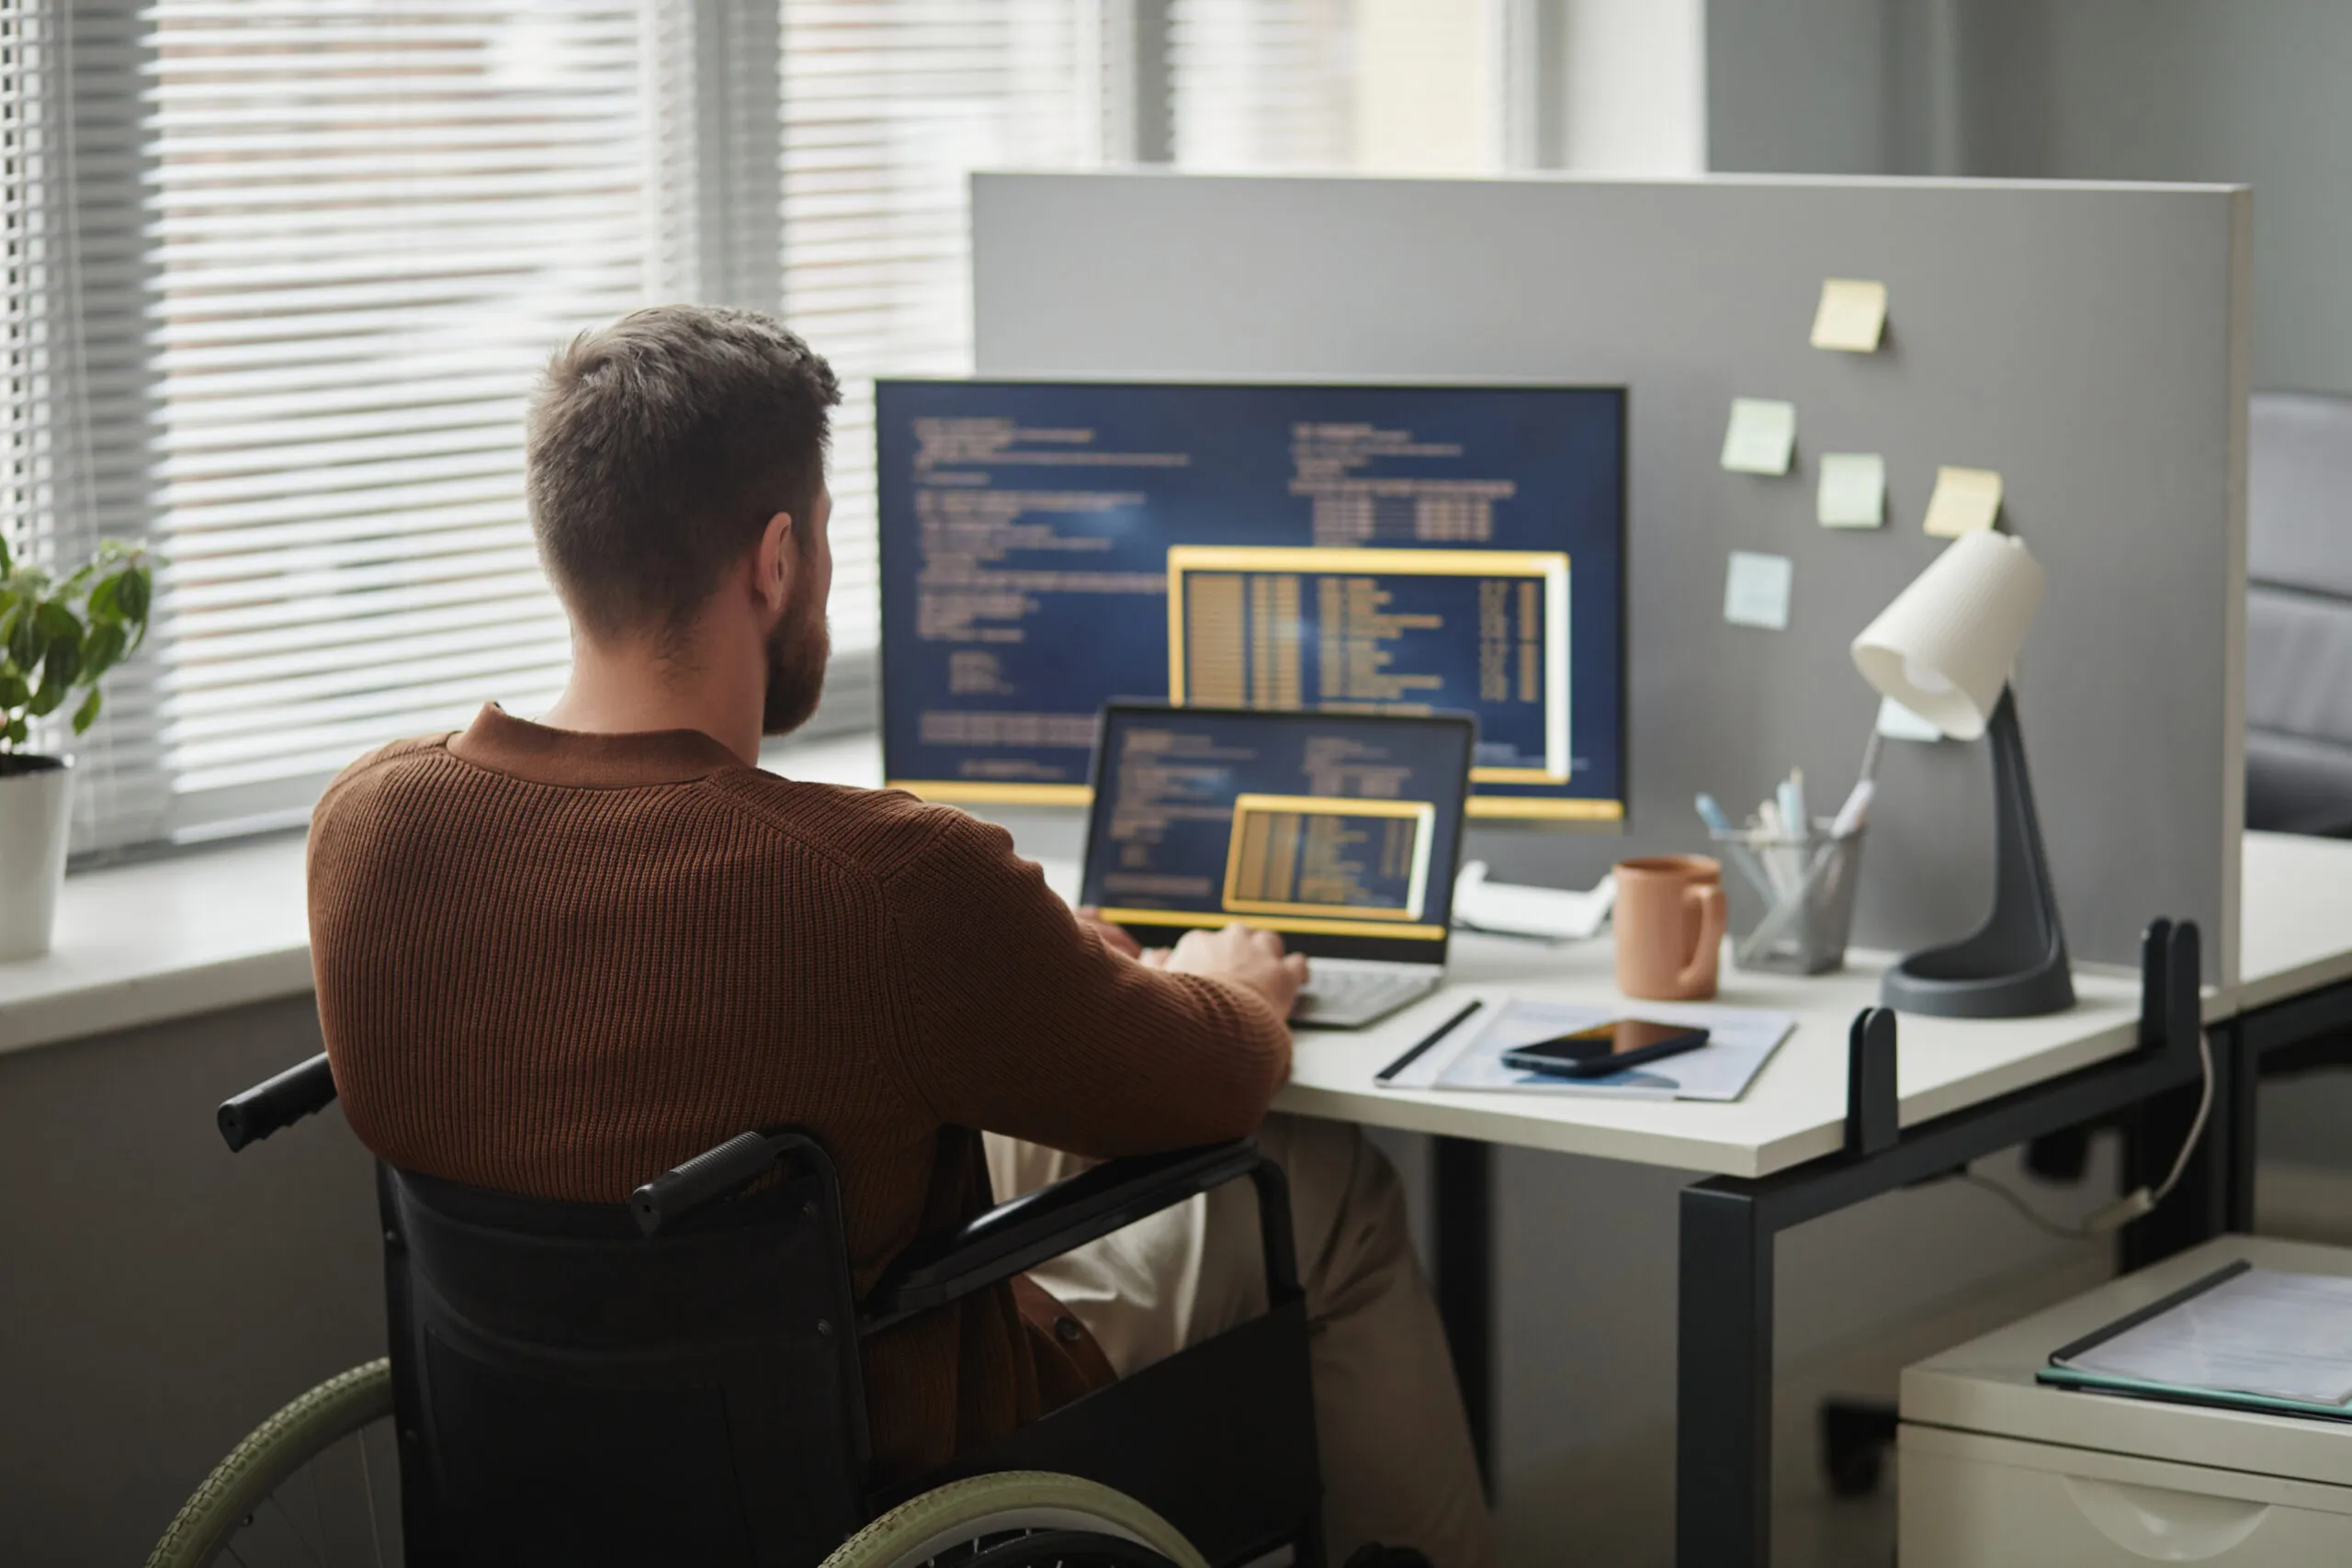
[5,751,2348,1181]
[1279,938,2149,1179]
[2237,829,2352,1013]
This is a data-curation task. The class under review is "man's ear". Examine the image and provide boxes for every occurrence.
[752,510,796,620]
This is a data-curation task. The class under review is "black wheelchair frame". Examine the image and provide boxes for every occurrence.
[220,1054,1325,1568]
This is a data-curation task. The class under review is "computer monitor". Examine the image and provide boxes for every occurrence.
[876,378,1625,822]
[1080,703,1475,962]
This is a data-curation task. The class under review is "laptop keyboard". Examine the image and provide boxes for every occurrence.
[1292,964,1441,1023]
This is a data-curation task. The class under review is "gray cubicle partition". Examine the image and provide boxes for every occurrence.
[970,172,2248,984]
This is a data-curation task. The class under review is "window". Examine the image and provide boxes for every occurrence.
[1168,0,1508,174]
[778,1,1103,729]
[141,2,675,840]
[781,0,1510,734]
[20,0,1543,855]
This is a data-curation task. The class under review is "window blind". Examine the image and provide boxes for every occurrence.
[2,3,179,851]
[29,0,1531,852]
[1167,0,1356,169]
[777,0,1102,686]
[143,1,668,834]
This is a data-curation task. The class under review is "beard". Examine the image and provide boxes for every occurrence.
[761,598,831,737]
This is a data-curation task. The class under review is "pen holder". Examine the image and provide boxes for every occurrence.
[1712,823,1866,976]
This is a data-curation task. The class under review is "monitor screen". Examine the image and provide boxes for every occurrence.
[877,378,1625,822]
[1080,704,1475,961]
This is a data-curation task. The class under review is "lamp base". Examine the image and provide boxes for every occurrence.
[1880,942,2075,1019]
[1878,687,2076,1020]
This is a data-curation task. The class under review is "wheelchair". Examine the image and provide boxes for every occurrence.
[149,1053,1335,1568]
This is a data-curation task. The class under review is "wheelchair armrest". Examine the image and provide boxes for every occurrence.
[217,1053,340,1152]
[630,1129,833,1238]
[861,1138,1299,1337]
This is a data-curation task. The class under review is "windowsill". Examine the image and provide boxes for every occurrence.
[0,728,892,1059]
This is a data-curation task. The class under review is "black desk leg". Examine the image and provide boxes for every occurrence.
[2222,1021,2260,1234]
[2119,1037,2229,1272]
[1678,1182,1772,1568]
[1431,1134,1494,1495]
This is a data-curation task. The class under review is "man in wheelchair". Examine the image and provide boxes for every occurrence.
[305,305,1488,1566]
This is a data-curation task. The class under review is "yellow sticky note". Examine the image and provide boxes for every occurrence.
[1811,278,1888,353]
[1720,397,1796,476]
[1923,466,2003,536]
[1817,452,1886,528]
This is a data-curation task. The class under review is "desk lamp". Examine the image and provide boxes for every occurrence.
[1849,531,2074,1018]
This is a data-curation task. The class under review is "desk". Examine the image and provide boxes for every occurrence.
[6,781,2347,1568]
[2223,831,2352,1233]
[1279,918,2212,1568]
[1284,943,2153,1180]
[1276,831,2352,1566]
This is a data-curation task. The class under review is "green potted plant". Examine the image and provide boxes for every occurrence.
[0,536,153,958]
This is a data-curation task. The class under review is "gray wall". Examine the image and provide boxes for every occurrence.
[971,171,2246,982]
[1707,0,1905,176]
[1710,0,2352,397]
[0,1001,381,1568]
[1706,0,2352,1182]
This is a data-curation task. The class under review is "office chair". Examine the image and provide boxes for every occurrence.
[2246,389,2352,836]
[149,1054,1326,1568]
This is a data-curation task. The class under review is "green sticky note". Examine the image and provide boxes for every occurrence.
[1817,452,1886,528]
[1724,550,1793,630]
[1721,398,1796,476]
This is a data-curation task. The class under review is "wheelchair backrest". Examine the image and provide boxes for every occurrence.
[379,1156,869,1568]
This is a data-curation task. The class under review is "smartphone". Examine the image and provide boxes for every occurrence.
[1501,1019,1711,1079]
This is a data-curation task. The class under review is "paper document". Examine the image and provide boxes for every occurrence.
[1453,863,1614,941]
[1923,465,2003,536]
[1817,453,1886,528]
[1811,278,1888,352]
[1724,550,1793,631]
[1720,398,1796,476]
[1382,997,1795,1101]
[2062,1268,2352,1406]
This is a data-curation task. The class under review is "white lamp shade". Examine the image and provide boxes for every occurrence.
[1850,532,2045,741]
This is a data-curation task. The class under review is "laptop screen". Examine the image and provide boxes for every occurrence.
[1080,705,1476,963]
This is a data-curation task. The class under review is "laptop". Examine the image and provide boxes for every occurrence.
[1080,703,1476,1029]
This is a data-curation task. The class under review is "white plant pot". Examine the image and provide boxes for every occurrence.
[0,754,74,960]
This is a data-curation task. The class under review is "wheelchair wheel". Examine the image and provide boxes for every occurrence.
[146,1359,398,1568]
[824,1471,1212,1568]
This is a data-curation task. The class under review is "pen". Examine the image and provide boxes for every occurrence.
[1698,795,1781,903]
[1779,769,1810,841]
[1375,999,1483,1084]
[1694,793,1736,834]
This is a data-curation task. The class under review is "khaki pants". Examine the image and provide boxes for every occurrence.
[987,1114,1492,1568]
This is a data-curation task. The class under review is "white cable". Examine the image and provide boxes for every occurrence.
[1952,1031,2214,1242]
[2147,1030,2219,1205]
[1956,1170,2104,1242]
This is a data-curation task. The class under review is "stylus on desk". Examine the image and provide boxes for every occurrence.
[1374,999,1483,1085]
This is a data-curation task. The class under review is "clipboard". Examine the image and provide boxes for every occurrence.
[2036,1259,2352,1424]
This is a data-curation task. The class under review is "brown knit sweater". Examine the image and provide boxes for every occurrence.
[307,704,1290,1481]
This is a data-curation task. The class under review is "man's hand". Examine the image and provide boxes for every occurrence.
[1139,921,1308,1022]
[1076,907,1142,959]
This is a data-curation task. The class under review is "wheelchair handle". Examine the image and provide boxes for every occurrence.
[218,1053,340,1152]
[630,1130,791,1237]
[863,1138,1298,1337]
